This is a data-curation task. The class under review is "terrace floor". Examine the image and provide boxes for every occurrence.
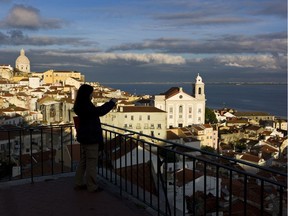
[0,173,154,216]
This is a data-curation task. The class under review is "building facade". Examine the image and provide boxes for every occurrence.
[42,70,84,85]
[154,74,206,128]
[101,106,167,143]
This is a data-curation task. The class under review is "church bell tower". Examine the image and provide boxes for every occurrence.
[193,73,205,100]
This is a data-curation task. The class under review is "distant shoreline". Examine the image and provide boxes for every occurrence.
[102,82,287,85]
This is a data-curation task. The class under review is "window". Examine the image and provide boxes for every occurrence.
[188,115,192,118]
[139,115,142,121]
[169,107,173,113]
[147,115,150,120]
[151,131,154,136]
[169,115,173,119]
[157,124,161,129]
[124,124,127,128]
[198,108,201,113]
[125,115,127,118]
[189,107,192,114]
[150,124,154,129]
[179,105,183,113]
[144,123,148,129]
[131,115,134,120]
[198,87,202,94]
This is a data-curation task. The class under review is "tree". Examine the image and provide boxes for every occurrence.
[205,107,217,124]
[201,145,215,153]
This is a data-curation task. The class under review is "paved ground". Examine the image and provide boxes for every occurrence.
[0,174,154,216]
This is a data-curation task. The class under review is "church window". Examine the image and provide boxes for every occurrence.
[188,107,192,113]
[198,87,202,94]
[50,104,56,118]
[179,95,183,99]
[169,107,173,113]
[198,108,201,113]
[179,105,183,113]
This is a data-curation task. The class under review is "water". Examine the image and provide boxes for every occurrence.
[104,83,287,118]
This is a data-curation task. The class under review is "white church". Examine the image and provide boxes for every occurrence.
[0,48,31,79]
[153,74,206,128]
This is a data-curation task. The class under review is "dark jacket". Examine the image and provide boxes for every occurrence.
[74,100,115,147]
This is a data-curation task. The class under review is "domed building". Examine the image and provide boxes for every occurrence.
[15,48,30,73]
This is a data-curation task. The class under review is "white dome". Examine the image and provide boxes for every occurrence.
[15,49,30,72]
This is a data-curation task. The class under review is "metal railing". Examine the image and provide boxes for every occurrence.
[0,123,287,216]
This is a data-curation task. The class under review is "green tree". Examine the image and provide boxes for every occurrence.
[201,145,215,153]
[205,107,218,124]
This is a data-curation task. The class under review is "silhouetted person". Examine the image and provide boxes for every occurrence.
[73,84,117,192]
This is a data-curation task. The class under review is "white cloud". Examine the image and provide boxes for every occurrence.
[214,54,286,69]
[89,53,186,65]
[0,5,64,29]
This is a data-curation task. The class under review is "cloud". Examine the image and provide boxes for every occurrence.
[88,53,186,65]
[214,54,287,70]
[0,4,65,30]
[253,0,287,18]
[0,30,96,46]
[109,32,287,55]
[154,13,254,26]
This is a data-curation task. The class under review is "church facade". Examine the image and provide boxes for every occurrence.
[153,74,206,128]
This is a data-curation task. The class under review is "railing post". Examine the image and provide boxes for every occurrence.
[29,128,34,184]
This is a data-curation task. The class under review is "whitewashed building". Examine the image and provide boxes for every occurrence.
[101,106,167,142]
[154,74,206,128]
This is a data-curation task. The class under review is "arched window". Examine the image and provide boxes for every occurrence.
[179,105,183,113]
[198,87,202,94]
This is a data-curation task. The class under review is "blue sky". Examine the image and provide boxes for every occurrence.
[0,0,287,83]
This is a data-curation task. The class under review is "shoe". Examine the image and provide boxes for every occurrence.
[74,184,87,191]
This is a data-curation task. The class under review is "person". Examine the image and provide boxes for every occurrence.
[73,84,117,192]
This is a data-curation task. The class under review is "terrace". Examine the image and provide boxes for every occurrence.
[0,123,287,215]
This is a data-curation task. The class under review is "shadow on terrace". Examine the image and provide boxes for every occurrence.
[0,123,287,216]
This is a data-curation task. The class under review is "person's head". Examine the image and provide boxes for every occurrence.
[73,84,94,112]
[76,84,93,101]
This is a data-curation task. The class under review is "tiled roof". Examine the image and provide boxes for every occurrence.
[175,168,202,186]
[118,106,165,113]
[160,87,180,99]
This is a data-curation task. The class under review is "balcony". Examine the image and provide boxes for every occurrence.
[0,123,287,216]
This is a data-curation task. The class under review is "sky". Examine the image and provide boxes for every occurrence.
[0,0,287,83]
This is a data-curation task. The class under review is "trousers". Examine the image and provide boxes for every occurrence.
[74,144,99,192]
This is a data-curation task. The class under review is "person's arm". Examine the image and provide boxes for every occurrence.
[93,98,117,116]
